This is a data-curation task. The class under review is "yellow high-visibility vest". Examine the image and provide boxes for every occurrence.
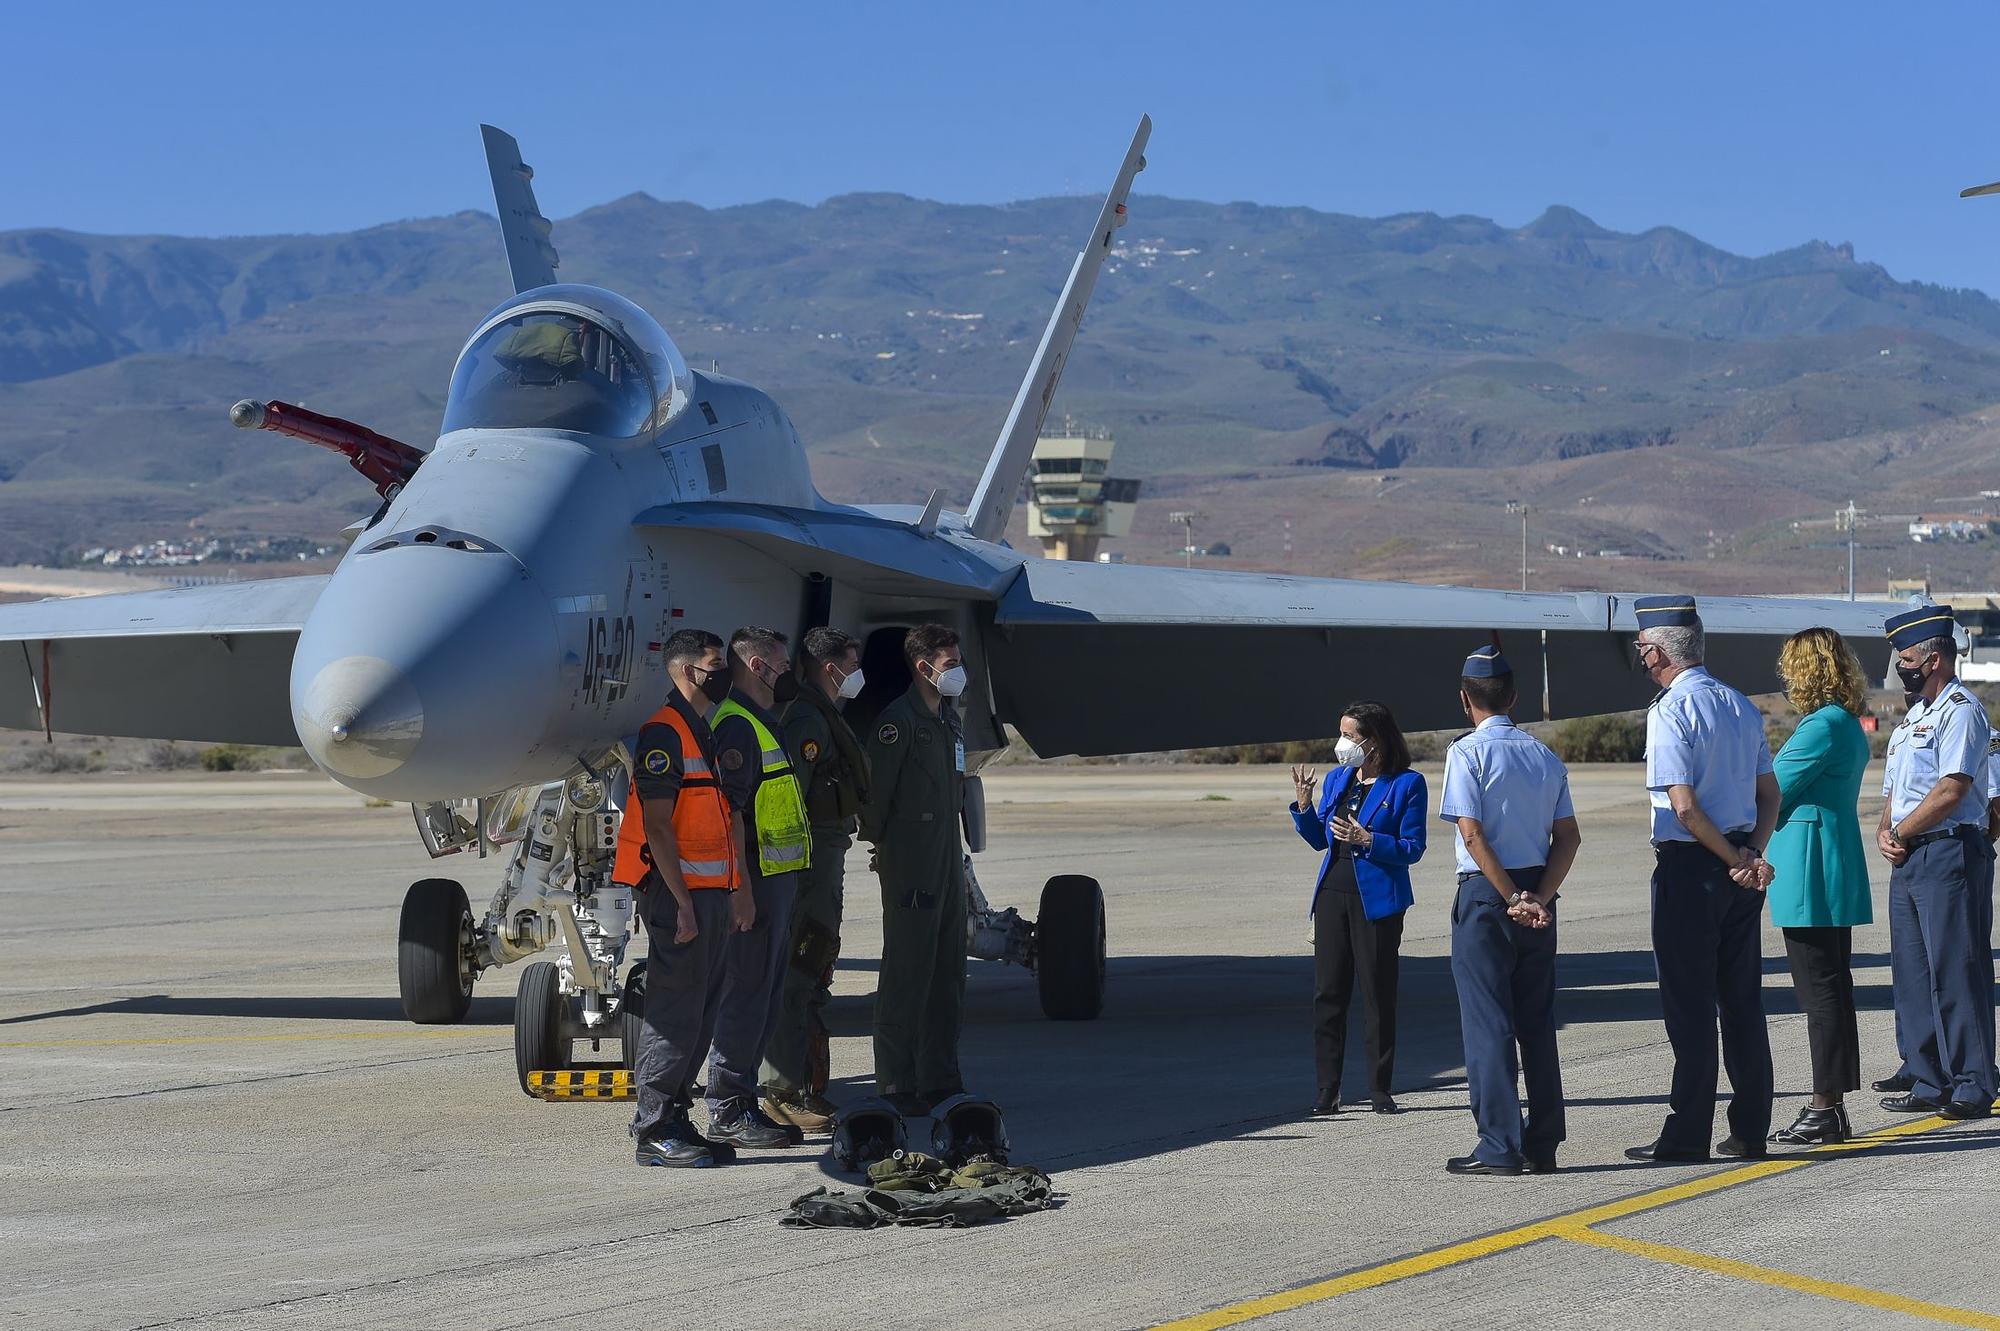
[712,698,812,876]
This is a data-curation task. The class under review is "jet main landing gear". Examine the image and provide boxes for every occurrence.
[963,860,1107,1021]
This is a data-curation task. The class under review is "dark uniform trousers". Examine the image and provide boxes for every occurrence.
[631,887,733,1139]
[760,825,851,1094]
[704,870,798,1113]
[1450,867,1564,1166]
[1888,829,1998,1105]
[1651,839,1773,1152]
[1780,926,1860,1096]
[874,844,968,1097]
[1312,891,1403,1098]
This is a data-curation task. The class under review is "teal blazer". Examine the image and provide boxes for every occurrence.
[1767,704,1873,928]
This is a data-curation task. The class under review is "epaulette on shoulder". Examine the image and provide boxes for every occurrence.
[1447,729,1476,747]
[1988,732,2000,754]
[1948,690,1973,706]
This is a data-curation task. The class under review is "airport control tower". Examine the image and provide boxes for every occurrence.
[1025,422,1142,562]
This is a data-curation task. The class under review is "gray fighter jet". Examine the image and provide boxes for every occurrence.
[0,122,1888,1087]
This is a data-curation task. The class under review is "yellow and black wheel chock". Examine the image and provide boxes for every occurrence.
[527,1069,634,1101]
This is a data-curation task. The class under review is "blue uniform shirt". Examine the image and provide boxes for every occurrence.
[1438,716,1574,874]
[1644,666,1773,843]
[1883,680,1992,827]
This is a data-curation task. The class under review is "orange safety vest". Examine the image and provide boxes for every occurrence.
[612,701,740,890]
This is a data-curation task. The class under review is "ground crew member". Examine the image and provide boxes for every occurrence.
[1439,645,1581,1176]
[862,622,970,1116]
[760,626,872,1133]
[1625,595,1780,1164]
[1876,605,1997,1119]
[618,628,752,1169]
[704,626,813,1148]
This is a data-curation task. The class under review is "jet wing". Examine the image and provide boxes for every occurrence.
[632,502,1014,598]
[986,560,1891,756]
[0,577,327,745]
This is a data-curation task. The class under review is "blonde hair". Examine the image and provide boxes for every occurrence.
[1778,627,1867,715]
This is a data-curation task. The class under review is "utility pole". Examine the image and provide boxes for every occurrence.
[1505,501,1529,590]
[1835,499,1862,600]
[1169,510,1202,569]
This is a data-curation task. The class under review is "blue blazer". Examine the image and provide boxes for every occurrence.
[1292,765,1428,921]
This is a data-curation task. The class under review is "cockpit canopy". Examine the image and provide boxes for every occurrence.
[441,284,694,439]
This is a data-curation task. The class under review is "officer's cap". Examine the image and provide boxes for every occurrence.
[1633,595,1699,628]
[1461,644,1510,678]
[1884,604,1956,651]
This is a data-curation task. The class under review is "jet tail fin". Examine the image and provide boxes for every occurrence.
[965,116,1150,544]
[479,124,560,293]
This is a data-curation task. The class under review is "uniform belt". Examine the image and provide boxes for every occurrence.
[1903,824,1979,851]
[1654,830,1754,853]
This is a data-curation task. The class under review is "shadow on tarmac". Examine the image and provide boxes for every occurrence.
[0,994,517,1026]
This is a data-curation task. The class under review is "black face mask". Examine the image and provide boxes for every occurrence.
[771,671,800,704]
[694,665,732,706]
[1895,663,1930,696]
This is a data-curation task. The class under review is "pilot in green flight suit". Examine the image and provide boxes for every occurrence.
[861,623,970,1115]
[759,627,872,1132]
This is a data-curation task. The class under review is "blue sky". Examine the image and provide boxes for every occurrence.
[11,1,2000,292]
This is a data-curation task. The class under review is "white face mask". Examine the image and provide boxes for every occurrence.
[1333,737,1367,767]
[929,663,968,698]
[834,664,865,700]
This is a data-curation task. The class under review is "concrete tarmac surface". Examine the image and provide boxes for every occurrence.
[1,763,1996,1330]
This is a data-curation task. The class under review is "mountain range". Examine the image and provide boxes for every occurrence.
[4,191,2000,592]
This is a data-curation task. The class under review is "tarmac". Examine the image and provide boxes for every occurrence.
[1,762,1995,1330]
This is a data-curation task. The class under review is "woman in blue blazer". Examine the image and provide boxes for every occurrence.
[1765,627,1874,1146]
[1291,700,1428,1116]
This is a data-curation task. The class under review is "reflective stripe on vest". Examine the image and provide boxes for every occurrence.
[612,703,740,890]
[711,698,812,875]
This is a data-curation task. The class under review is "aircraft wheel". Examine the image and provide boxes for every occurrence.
[514,961,568,1096]
[398,878,475,1025]
[1035,874,1106,1021]
[619,965,646,1072]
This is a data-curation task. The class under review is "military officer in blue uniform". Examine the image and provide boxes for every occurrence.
[1625,595,1781,1163]
[1876,605,1997,1119]
[1439,645,1582,1176]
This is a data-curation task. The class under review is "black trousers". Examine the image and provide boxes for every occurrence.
[1781,925,1860,1096]
[1313,889,1404,1096]
[1650,841,1773,1152]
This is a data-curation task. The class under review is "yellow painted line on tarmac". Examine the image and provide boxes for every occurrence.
[1150,1107,1990,1331]
[1556,1225,2000,1329]
[0,1028,504,1050]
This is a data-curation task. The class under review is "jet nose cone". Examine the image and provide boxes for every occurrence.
[294,655,425,781]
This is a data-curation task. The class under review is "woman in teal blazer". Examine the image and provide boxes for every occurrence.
[1765,627,1873,1146]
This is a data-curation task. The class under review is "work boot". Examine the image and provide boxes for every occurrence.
[762,1085,837,1134]
[635,1114,716,1169]
[707,1100,795,1148]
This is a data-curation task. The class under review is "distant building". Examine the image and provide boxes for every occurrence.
[1909,517,1990,544]
[1025,423,1141,562]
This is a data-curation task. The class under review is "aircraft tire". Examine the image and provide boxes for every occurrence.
[514,961,567,1096]
[397,878,475,1025]
[1035,874,1106,1021]
[619,965,646,1072]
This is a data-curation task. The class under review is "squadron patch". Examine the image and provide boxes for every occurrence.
[878,722,900,746]
[642,749,670,776]
[802,739,822,762]
[721,749,745,772]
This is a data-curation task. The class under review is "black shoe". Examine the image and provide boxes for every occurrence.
[883,1092,932,1117]
[1370,1095,1400,1115]
[1446,1154,1522,1176]
[1625,1140,1711,1163]
[1881,1091,1945,1114]
[1527,1155,1558,1175]
[1872,1073,1915,1093]
[1940,1099,1994,1121]
[706,1101,794,1148]
[1716,1135,1767,1159]
[635,1118,716,1169]
[1769,1105,1848,1146]
[1309,1087,1340,1117]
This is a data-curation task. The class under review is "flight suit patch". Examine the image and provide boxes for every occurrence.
[642,749,670,775]
[878,723,900,745]
[721,749,745,771]
[802,739,821,762]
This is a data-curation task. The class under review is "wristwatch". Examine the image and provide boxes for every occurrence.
[1507,890,1527,907]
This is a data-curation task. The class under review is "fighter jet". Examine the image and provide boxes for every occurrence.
[0,121,1888,1090]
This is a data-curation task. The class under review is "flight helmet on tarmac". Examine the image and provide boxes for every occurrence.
[831,1097,908,1172]
[929,1093,1010,1166]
